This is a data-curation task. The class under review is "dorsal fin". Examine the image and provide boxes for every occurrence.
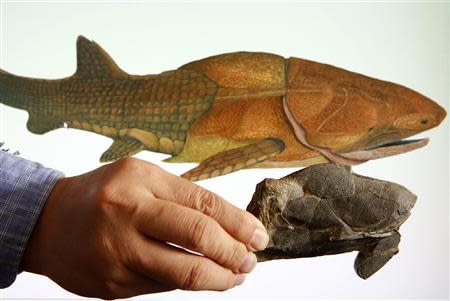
[75,35,128,79]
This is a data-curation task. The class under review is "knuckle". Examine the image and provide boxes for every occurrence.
[150,197,167,217]
[94,181,141,216]
[190,217,214,251]
[181,262,207,290]
[94,184,128,213]
[139,159,162,175]
[192,188,223,218]
[127,244,154,273]
[217,270,236,291]
[225,243,247,271]
[112,157,160,177]
[145,160,161,172]
[236,211,254,233]
[96,182,117,203]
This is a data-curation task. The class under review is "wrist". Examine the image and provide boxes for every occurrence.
[21,177,68,276]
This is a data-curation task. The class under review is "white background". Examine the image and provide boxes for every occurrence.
[0,1,448,300]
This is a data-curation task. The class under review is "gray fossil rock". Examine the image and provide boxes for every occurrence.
[246,164,416,279]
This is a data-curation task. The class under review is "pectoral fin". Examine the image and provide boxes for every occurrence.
[100,137,145,162]
[354,231,401,279]
[181,138,285,181]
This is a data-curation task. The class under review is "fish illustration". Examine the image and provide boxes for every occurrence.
[0,36,446,180]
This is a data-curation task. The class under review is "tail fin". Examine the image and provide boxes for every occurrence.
[0,68,64,135]
[0,69,9,103]
[0,68,11,75]
[0,68,28,110]
[0,68,9,77]
[0,69,12,106]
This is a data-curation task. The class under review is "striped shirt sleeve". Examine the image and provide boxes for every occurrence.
[0,151,64,288]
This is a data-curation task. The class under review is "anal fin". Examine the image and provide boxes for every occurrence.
[181,138,285,181]
[26,114,63,134]
[100,136,145,162]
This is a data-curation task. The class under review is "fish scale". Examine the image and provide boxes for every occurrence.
[107,71,212,147]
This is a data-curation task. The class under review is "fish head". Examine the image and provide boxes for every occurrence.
[386,84,446,133]
[345,82,447,158]
[284,57,447,164]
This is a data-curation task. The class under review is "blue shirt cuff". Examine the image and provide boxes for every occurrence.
[0,152,64,288]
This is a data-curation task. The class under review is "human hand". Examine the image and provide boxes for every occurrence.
[21,157,269,299]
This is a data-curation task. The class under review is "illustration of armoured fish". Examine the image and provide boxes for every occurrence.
[246,164,417,279]
[0,36,446,180]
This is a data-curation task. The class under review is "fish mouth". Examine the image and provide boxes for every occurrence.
[340,138,429,162]
[368,138,428,150]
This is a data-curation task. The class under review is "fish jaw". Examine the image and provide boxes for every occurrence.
[340,138,429,162]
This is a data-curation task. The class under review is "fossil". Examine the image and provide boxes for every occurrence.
[247,164,416,279]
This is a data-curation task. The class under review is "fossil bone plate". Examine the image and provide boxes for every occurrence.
[246,164,417,279]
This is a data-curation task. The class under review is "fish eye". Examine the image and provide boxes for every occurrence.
[420,119,429,125]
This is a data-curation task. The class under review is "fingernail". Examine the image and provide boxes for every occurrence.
[239,252,257,273]
[234,274,246,286]
[250,228,269,251]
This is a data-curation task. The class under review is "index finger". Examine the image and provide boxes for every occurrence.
[147,167,269,252]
